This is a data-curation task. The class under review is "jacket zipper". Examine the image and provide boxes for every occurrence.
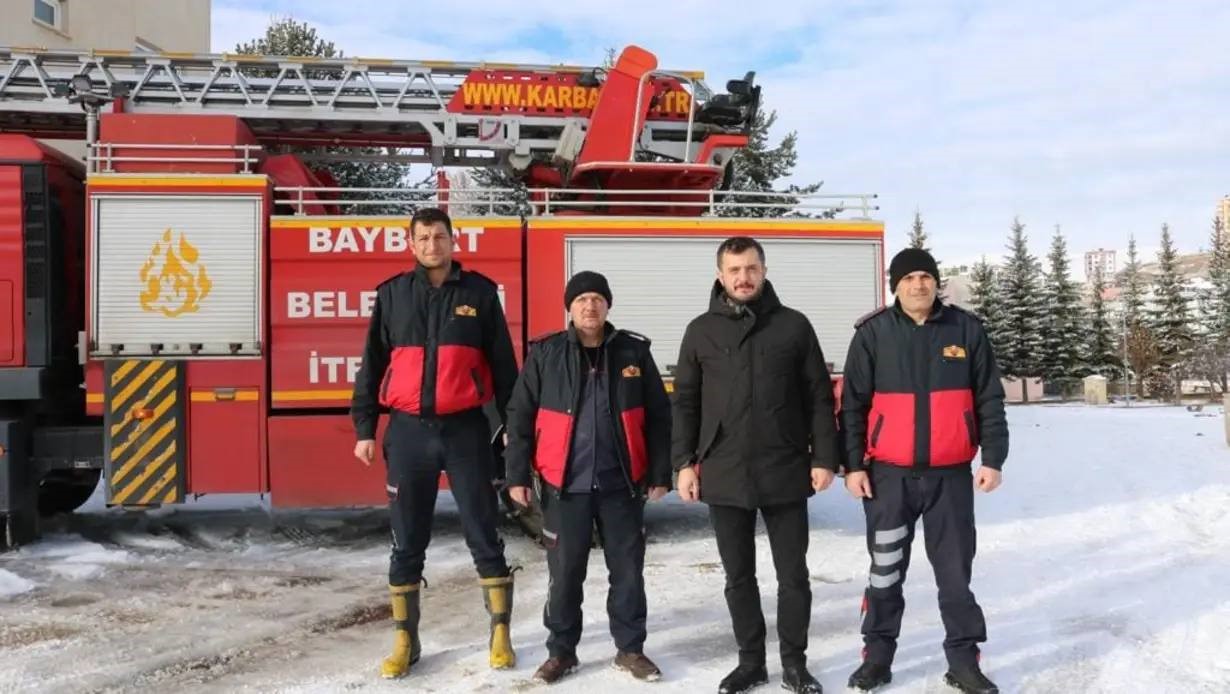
[870,413,885,448]
[470,367,485,399]
[964,410,977,447]
[380,367,394,402]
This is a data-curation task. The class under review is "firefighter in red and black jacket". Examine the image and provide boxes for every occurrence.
[350,207,520,680]
[504,271,672,685]
[841,248,1008,694]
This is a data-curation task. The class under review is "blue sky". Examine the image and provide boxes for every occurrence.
[212,0,1230,275]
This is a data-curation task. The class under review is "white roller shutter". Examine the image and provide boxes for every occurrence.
[92,195,262,357]
[567,236,881,374]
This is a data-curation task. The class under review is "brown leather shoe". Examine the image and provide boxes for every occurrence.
[614,651,662,681]
[533,654,579,683]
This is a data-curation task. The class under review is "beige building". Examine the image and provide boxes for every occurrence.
[0,0,210,53]
[1219,195,1230,233]
[1085,248,1116,280]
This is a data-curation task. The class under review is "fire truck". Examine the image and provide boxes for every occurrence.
[0,44,883,548]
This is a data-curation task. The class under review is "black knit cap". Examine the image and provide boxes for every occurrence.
[889,248,940,293]
[564,270,613,309]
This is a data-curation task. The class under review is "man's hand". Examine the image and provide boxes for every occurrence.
[975,466,1002,493]
[354,439,375,467]
[845,470,873,499]
[676,466,700,503]
[811,468,835,492]
[507,485,532,507]
[647,486,668,502]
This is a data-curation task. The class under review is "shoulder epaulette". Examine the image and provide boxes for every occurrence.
[945,303,984,322]
[854,306,890,328]
[375,270,408,289]
[529,330,566,344]
[617,329,651,345]
[461,268,498,289]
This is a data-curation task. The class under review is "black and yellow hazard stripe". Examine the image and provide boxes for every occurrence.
[103,359,186,507]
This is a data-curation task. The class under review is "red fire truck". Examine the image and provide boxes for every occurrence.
[0,45,883,548]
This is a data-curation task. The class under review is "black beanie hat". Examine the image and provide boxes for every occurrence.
[564,271,612,309]
[889,248,940,293]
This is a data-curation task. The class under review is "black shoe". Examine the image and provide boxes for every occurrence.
[943,665,998,694]
[781,663,823,693]
[847,662,892,692]
[718,663,769,693]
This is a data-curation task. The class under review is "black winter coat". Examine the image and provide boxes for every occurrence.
[505,323,672,495]
[671,280,840,509]
[840,300,1008,472]
[351,261,518,440]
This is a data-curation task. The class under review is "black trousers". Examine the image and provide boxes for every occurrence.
[541,488,647,657]
[860,464,986,668]
[708,501,811,668]
[383,410,509,585]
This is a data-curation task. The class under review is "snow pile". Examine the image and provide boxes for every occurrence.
[19,536,132,582]
[0,569,36,599]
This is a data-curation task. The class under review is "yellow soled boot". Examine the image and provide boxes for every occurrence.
[479,574,516,669]
[380,583,422,679]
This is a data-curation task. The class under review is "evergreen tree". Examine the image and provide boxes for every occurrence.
[1120,235,1146,327]
[1147,223,1195,401]
[907,210,930,252]
[995,217,1046,402]
[1086,267,1122,379]
[236,18,410,210]
[716,107,825,218]
[968,257,1004,347]
[1199,215,1230,392]
[1038,226,1087,397]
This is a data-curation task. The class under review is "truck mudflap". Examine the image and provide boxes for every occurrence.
[103,359,186,507]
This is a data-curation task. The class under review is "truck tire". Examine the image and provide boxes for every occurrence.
[37,469,101,516]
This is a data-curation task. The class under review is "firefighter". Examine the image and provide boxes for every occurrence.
[350,207,521,679]
[672,236,840,694]
[504,271,673,684]
[840,248,1008,694]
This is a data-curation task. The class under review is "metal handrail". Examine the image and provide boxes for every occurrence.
[88,142,262,173]
[271,185,879,218]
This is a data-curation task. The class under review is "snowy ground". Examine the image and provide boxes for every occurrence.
[1,404,1229,694]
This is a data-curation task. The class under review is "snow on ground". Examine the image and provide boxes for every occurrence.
[1,404,1228,693]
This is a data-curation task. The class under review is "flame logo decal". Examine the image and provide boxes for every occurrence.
[138,229,212,317]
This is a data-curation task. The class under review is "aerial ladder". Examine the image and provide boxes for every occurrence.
[0,44,761,194]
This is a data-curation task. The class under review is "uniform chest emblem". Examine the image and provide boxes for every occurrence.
[622,365,641,378]
[942,344,967,359]
[455,304,477,317]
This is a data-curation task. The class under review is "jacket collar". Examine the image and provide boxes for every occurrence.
[708,278,782,320]
[567,321,617,346]
[892,297,945,324]
[412,259,462,284]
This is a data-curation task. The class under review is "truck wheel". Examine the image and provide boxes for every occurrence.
[37,470,101,516]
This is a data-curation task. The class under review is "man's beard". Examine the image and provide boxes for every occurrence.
[724,284,763,306]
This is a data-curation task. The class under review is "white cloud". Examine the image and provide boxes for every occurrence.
[213,0,1230,270]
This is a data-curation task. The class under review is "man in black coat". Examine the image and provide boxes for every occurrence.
[672,236,841,694]
[505,271,673,685]
[841,248,1008,694]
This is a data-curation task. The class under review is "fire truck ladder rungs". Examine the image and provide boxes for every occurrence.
[0,47,722,166]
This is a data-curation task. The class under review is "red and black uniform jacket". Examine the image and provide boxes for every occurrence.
[504,324,672,495]
[840,300,1008,473]
[351,261,518,439]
